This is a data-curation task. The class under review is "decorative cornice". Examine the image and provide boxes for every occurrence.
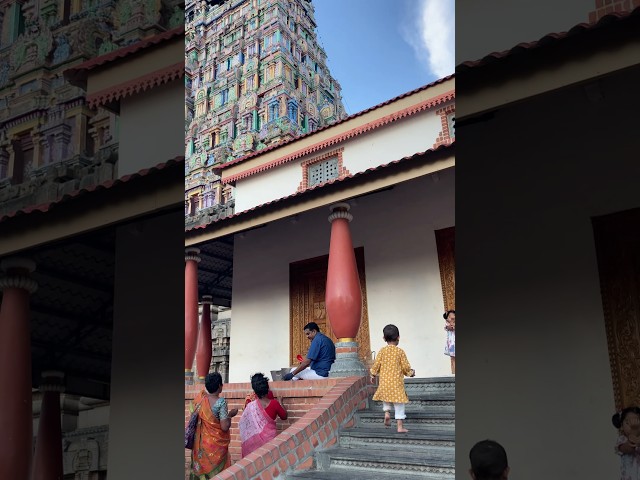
[222,90,455,184]
[86,62,184,109]
[0,275,38,293]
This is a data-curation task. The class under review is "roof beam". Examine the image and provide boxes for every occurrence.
[457,37,640,120]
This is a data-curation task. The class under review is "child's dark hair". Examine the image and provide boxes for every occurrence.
[612,406,640,429]
[251,373,270,399]
[383,324,400,342]
[443,310,455,320]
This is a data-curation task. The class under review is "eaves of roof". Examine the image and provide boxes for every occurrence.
[457,7,640,72]
[0,157,184,224]
[215,74,455,171]
[64,25,185,86]
[185,142,454,234]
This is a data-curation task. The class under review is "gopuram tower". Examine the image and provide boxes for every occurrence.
[185,0,347,226]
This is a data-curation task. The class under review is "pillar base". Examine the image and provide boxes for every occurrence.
[184,371,194,385]
[329,342,367,378]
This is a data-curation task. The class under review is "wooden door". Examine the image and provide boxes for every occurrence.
[593,207,640,410]
[435,226,456,311]
[289,247,371,366]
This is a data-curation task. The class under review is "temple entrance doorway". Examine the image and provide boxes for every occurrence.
[593,207,640,410]
[289,247,371,367]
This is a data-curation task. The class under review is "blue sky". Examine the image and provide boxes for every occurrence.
[313,0,454,115]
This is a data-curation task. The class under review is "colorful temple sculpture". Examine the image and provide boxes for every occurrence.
[0,0,184,478]
[0,0,183,217]
[184,0,347,228]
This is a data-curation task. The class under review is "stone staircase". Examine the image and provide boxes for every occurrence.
[288,377,455,479]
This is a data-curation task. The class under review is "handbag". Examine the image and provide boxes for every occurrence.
[184,400,202,450]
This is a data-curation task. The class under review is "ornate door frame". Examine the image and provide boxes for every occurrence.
[289,247,371,366]
[435,226,456,311]
[593,207,640,410]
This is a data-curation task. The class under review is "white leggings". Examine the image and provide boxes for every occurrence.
[383,402,406,420]
[289,366,326,380]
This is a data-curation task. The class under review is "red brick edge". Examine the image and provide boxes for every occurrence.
[213,376,370,480]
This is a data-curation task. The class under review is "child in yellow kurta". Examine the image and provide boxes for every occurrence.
[370,324,415,433]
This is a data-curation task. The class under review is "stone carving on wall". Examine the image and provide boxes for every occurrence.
[10,20,54,72]
[184,0,347,223]
[592,208,640,411]
[62,425,108,479]
[0,0,182,212]
[435,226,456,312]
[0,60,10,88]
[52,34,72,64]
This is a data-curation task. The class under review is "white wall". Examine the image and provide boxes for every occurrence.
[455,68,640,479]
[229,168,455,383]
[119,80,184,176]
[234,104,450,212]
[107,211,184,478]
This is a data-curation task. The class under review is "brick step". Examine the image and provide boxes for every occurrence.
[314,446,455,478]
[339,426,454,451]
[288,467,452,480]
[356,410,454,428]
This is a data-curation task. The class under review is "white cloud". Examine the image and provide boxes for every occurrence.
[403,0,455,78]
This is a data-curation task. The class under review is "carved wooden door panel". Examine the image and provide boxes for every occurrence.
[289,248,371,367]
[435,226,456,311]
[593,207,640,410]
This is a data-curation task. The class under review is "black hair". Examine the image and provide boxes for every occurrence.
[612,406,640,429]
[443,310,456,320]
[251,373,269,399]
[205,372,223,394]
[303,322,320,332]
[383,324,400,342]
[469,439,508,480]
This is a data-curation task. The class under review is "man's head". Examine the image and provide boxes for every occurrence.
[469,439,509,480]
[303,322,320,341]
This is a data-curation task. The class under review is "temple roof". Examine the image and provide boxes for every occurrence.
[216,74,455,172]
[64,25,185,87]
[457,6,640,72]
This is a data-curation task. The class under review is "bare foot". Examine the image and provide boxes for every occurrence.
[384,411,391,427]
[397,428,409,433]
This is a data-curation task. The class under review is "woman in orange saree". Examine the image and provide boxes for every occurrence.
[190,372,238,479]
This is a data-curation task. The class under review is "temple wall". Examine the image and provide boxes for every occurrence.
[229,168,455,383]
[455,69,640,479]
[233,104,450,213]
[119,80,184,176]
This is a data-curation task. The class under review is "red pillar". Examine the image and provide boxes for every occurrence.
[325,203,366,377]
[196,295,213,382]
[326,203,362,340]
[0,258,38,479]
[185,248,201,384]
[32,371,64,480]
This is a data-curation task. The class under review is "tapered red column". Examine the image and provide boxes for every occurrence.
[196,295,213,382]
[185,248,201,384]
[325,203,366,377]
[0,258,38,479]
[32,371,64,480]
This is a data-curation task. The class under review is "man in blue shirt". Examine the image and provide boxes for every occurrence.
[283,322,336,380]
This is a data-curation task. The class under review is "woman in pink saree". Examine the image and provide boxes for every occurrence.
[239,373,287,458]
